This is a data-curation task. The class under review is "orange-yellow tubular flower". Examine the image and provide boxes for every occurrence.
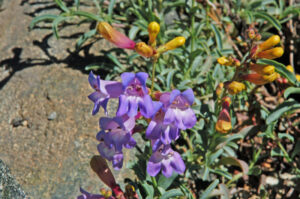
[97,22,136,49]
[226,81,246,95]
[216,97,232,133]
[135,42,154,58]
[242,73,279,85]
[217,56,231,66]
[157,36,186,53]
[286,65,294,73]
[250,64,275,75]
[216,82,224,97]
[296,74,300,82]
[148,21,160,46]
[258,35,280,52]
[256,47,284,59]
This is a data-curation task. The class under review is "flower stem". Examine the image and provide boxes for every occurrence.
[151,60,157,93]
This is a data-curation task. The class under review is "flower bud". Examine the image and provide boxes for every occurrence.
[216,83,224,97]
[97,22,136,49]
[157,36,186,53]
[226,81,246,95]
[296,74,300,82]
[148,21,160,46]
[242,72,278,85]
[216,97,232,133]
[248,29,256,39]
[135,42,154,58]
[250,64,275,75]
[286,65,294,73]
[217,56,234,66]
[256,47,284,59]
[262,72,279,82]
[255,33,262,41]
[258,35,280,52]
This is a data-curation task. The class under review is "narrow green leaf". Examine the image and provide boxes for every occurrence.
[128,26,140,40]
[217,157,249,174]
[266,100,300,124]
[166,69,176,90]
[257,59,299,86]
[76,29,97,49]
[29,14,57,29]
[210,24,223,50]
[75,0,80,10]
[291,140,300,158]
[54,0,69,12]
[72,11,103,21]
[253,12,282,31]
[200,179,219,199]
[108,0,116,19]
[284,87,300,98]
[161,189,184,199]
[158,173,178,189]
[106,53,125,69]
[52,16,67,39]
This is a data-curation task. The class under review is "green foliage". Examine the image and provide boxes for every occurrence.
[31,0,300,198]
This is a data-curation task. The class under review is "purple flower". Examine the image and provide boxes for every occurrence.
[96,116,136,152]
[77,188,107,199]
[147,144,185,178]
[88,71,123,115]
[117,72,154,118]
[163,89,196,130]
[145,102,179,146]
[97,142,124,170]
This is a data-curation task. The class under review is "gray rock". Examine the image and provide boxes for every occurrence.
[48,111,57,120]
[0,159,26,199]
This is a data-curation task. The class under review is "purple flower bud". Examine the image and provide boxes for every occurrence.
[117,72,154,118]
[88,71,123,115]
[147,144,185,178]
[163,89,196,130]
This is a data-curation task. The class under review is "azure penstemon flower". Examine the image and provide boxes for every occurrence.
[117,72,154,118]
[88,71,123,115]
[77,187,114,199]
[163,89,196,130]
[147,144,185,178]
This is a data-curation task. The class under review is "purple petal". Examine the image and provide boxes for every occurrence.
[174,109,185,129]
[99,117,119,130]
[169,89,181,104]
[127,98,139,117]
[162,160,173,178]
[117,95,129,116]
[88,92,105,115]
[169,125,180,141]
[182,108,197,129]
[152,139,163,152]
[136,72,149,93]
[150,101,163,118]
[181,88,194,105]
[108,132,131,151]
[122,116,135,131]
[147,160,162,177]
[125,136,136,149]
[139,95,154,118]
[78,187,104,199]
[163,108,175,125]
[88,71,100,90]
[112,153,123,170]
[102,81,123,98]
[121,72,135,89]
[170,152,186,174]
[100,98,109,115]
[161,126,172,145]
[97,142,115,161]
[146,120,162,139]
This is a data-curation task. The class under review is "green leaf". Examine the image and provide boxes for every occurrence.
[253,12,282,31]
[52,15,67,39]
[217,157,249,174]
[54,0,69,12]
[158,173,178,189]
[210,24,223,50]
[200,179,219,199]
[284,87,300,98]
[29,14,57,29]
[106,53,125,69]
[271,147,284,157]
[76,29,97,49]
[166,69,176,90]
[108,0,116,19]
[291,140,300,158]
[257,59,299,86]
[75,0,80,10]
[160,189,184,199]
[129,26,140,40]
[141,183,154,198]
[278,133,294,142]
[266,100,300,124]
[72,11,103,21]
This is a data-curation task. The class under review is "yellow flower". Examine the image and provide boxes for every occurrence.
[286,65,294,73]
[226,81,246,95]
[216,82,224,97]
[296,74,300,82]
[217,56,231,66]
[242,72,279,85]
[135,42,154,58]
[256,47,284,59]
[216,97,232,133]
[250,64,275,75]
[157,36,186,53]
[148,21,160,46]
[258,35,280,52]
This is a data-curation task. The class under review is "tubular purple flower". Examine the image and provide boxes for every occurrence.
[97,116,136,152]
[97,142,124,170]
[117,72,154,118]
[147,144,185,178]
[145,99,179,146]
[162,89,196,130]
[88,71,123,115]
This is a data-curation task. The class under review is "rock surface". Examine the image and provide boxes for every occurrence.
[0,0,137,198]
